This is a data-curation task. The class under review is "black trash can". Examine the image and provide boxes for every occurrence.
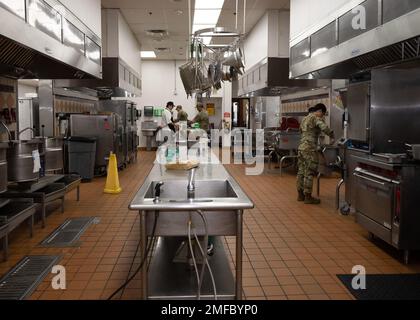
[66,137,96,181]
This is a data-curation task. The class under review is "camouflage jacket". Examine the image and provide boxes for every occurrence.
[177,110,189,122]
[298,114,334,151]
[193,111,210,130]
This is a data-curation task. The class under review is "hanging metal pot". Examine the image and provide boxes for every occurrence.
[179,60,212,96]
[222,47,245,72]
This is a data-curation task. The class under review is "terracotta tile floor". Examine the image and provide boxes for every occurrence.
[1,151,420,300]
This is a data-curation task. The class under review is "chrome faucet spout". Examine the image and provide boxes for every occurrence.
[187,168,196,193]
[18,127,36,140]
[154,181,164,203]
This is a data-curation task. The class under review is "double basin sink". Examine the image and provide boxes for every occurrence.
[144,180,238,203]
[131,177,251,212]
[130,170,254,236]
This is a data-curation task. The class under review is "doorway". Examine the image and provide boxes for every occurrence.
[232,98,250,129]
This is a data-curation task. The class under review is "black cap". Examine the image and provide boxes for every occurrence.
[166,101,175,108]
[312,103,327,114]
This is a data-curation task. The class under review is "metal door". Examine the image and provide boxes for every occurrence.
[18,99,33,140]
[347,82,370,142]
[354,170,395,229]
[70,115,114,167]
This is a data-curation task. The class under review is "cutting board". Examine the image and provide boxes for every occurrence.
[165,160,199,171]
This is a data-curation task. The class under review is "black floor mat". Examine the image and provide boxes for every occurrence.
[40,217,99,247]
[0,255,61,300]
[338,274,420,300]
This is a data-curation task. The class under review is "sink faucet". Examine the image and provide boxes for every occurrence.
[18,127,36,140]
[187,168,196,193]
[154,181,164,203]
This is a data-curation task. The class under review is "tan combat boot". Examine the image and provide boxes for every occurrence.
[304,194,321,205]
[297,190,305,202]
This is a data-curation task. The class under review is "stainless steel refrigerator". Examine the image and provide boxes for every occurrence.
[99,100,139,164]
[69,114,125,169]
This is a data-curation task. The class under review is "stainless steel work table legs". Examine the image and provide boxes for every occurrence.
[139,210,244,300]
[140,210,147,300]
[235,210,243,300]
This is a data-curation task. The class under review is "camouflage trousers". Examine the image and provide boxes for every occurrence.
[296,150,319,194]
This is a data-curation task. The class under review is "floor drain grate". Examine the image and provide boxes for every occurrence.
[0,255,61,300]
[40,217,99,247]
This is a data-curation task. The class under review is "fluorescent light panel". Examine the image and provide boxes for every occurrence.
[141,51,156,58]
[195,0,225,9]
[193,1,225,46]
[193,9,221,25]
[192,24,215,33]
[201,37,212,45]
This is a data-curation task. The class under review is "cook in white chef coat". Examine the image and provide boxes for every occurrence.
[156,101,175,144]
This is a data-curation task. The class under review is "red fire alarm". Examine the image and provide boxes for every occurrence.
[104,119,111,130]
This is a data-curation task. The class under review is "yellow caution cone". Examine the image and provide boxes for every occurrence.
[104,152,122,194]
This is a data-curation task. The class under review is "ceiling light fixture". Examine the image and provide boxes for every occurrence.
[192,0,225,45]
[155,48,171,53]
[141,51,157,58]
[146,29,169,38]
[193,9,222,25]
[195,0,225,9]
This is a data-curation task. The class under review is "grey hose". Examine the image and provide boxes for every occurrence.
[194,210,217,300]
[193,231,217,300]
[188,218,201,299]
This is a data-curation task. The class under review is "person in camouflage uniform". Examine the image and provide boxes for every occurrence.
[190,104,210,131]
[174,105,189,123]
[297,104,334,204]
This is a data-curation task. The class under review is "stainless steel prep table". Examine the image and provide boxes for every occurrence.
[57,174,82,201]
[129,157,254,300]
[0,201,38,261]
[0,175,66,228]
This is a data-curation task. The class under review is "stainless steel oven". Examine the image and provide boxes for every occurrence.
[352,154,420,264]
[354,167,399,241]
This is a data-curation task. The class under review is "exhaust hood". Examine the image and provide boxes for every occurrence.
[236,58,331,97]
[54,58,142,98]
[53,8,142,98]
[290,0,420,79]
[0,1,102,80]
